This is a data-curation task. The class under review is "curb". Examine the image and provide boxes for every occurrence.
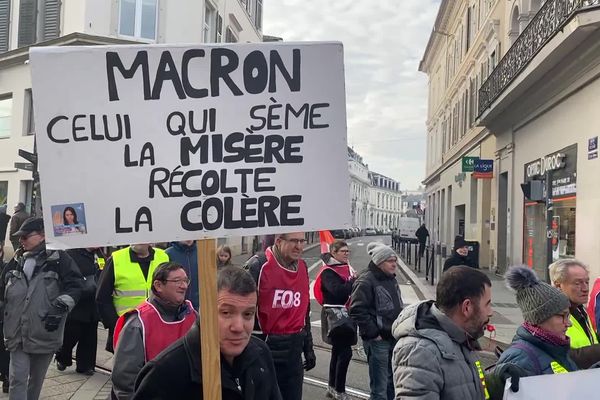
[397,257,436,300]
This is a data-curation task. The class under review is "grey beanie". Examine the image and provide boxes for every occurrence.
[367,242,398,266]
[505,266,569,325]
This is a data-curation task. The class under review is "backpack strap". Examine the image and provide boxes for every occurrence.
[511,342,543,375]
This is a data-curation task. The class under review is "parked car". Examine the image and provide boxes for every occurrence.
[365,228,377,236]
[331,229,347,239]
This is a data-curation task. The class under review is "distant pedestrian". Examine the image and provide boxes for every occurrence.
[111,262,196,400]
[55,248,102,375]
[392,266,493,400]
[0,256,9,393]
[415,223,429,257]
[96,244,169,353]
[216,245,232,268]
[314,240,357,400]
[245,232,315,400]
[443,235,476,272]
[0,217,83,400]
[349,242,403,400]
[0,205,10,260]
[165,241,200,310]
[133,266,281,400]
[8,203,29,252]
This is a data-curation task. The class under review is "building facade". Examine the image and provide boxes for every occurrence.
[420,0,509,271]
[348,147,371,229]
[368,172,403,230]
[478,0,600,279]
[0,0,263,254]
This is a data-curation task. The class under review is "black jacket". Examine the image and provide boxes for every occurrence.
[0,214,10,241]
[133,323,282,400]
[443,251,476,272]
[66,249,100,323]
[320,260,354,306]
[415,226,429,244]
[349,262,403,340]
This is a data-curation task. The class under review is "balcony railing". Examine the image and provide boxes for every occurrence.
[478,0,600,117]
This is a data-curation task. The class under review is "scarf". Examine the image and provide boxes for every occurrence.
[523,321,570,347]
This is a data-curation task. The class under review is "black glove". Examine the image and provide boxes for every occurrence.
[486,363,529,400]
[303,349,316,371]
[42,301,69,332]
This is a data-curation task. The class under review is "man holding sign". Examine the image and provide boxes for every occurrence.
[245,232,315,400]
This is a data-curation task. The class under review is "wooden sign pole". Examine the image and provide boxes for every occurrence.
[197,238,221,399]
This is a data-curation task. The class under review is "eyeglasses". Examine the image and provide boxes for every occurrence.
[554,312,570,323]
[283,238,307,246]
[163,278,191,286]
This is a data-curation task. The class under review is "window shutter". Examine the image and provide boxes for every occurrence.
[215,13,222,42]
[42,0,60,41]
[18,0,36,47]
[0,0,10,52]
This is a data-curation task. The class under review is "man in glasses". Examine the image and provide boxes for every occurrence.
[245,232,315,400]
[0,217,83,399]
[110,262,196,399]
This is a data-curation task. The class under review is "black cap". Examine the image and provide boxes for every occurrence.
[12,217,44,238]
[454,235,467,249]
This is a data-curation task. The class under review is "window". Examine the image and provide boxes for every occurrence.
[255,0,263,30]
[119,0,157,41]
[0,181,7,205]
[225,27,237,43]
[0,0,10,52]
[24,89,34,135]
[204,4,216,43]
[17,0,60,48]
[0,95,12,138]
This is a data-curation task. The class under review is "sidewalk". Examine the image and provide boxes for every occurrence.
[397,254,523,346]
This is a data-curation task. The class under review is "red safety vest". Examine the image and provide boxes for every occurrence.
[113,299,196,362]
[313,263,354,306]
[257,248,310,335]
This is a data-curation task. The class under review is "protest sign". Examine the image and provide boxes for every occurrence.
[30,43,350,249]
[504,368,600,399]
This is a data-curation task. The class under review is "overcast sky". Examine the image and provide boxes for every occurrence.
[264,0,440,190]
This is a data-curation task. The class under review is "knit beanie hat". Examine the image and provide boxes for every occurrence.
[505,266,569,325]
[367,242,397,266]
[454,235,467,249]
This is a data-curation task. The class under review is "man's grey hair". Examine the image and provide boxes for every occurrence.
[217,266,256,296]
[548,258,589,284]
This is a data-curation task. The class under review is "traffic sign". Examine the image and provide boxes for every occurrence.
[14,162,33,172]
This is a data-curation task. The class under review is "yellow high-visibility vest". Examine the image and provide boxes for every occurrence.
[112,247,169,316]
[475,360,490,400]
[550,361,568,374]
[567,313,598,349]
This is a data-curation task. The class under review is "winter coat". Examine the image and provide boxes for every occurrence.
[392,300,487,400]
[133,322,282,400]
[8,210,29,239]
[0,213,10,243]
[496,326,578,375]
[112,296,196,400]
[165,242,199,310]
[0,247,83,353]
[443,251,476,272]
[415,226,429,244]
[349,261,403,341]
[65,249,100,323]
[319,258,354,306]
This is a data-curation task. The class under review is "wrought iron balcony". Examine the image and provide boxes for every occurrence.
[478,0,600,117]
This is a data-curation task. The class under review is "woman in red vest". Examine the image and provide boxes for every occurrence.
[314,240,357,400]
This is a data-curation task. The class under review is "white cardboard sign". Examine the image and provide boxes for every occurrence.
[30,43,350,249]
[504,368,600,399]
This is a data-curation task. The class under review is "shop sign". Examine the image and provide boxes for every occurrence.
[473,159,493,179]
[526,153,565,178]
[462,156,479,172]
[589,137,598,152]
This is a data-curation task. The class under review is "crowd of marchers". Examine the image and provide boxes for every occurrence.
[1,211,600,399]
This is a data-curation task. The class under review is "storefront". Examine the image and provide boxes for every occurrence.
[523,145,577,279]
